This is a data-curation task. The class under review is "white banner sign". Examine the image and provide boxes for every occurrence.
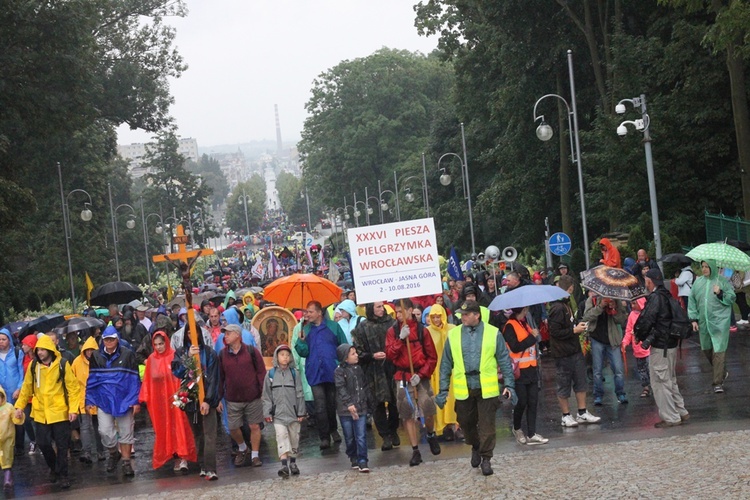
[347,217,442,304]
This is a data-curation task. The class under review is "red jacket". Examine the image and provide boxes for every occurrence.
[385,319,437,382]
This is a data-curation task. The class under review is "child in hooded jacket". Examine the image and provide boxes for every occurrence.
[622,297,651,397]
[334,343,371,473]
[0,386,20,492]
[262,345,306,479]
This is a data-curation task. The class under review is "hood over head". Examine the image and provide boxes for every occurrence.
[599,238,614,250]
[151,330,173,358]
[335,299,357,318]
[633,297,647,311]
[272,344,296,368]
[34,334,60,360]
[0,328,12,348]
[22,334,38,350]
[337,343,353,364]
[223,306,242,326]
[0,385,5,405]
[702,259,719,279]
[427,303,448,329]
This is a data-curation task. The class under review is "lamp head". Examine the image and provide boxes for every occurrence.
[615,103,626,114]
[405,191,415,203]
[155,224,163,235]
[367,206,373,215]
[439,173,451,186]
[617,124,628,136]
[381,202,388,211]
[535,122,554,142]
[345,213,351,219]
[80,208,92,222]
[185,229,191,236]
[126,218,135,230]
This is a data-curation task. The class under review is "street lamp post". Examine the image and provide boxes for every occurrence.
[378,180,399,222]
[349,194,359,227]
[395,173,429,219]
[616,93,662,264]
[58,162,93,313]
[532,50,590,269]
[365,187,379,225]
[437,123,476,255]
[301,187,312,232]
[140,196,153,284]
[238,190,252,239]
[108,183,136,281]
[421,153,430,217]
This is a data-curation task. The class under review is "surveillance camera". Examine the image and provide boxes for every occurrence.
[615,103,626,114]
[617,124,628,136]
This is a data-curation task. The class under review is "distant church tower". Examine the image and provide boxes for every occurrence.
[274,104,283,158]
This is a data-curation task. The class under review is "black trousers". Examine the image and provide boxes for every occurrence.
[311,382,338,440]
[736,292,750,321]
[372,401,400,438]
[455,389,500,459]
[35,420,71,476]
[513,380,540,436]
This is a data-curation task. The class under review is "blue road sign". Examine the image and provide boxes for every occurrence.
[549,232,572,256]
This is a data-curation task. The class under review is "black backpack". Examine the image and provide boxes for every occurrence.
[667,296,693,340]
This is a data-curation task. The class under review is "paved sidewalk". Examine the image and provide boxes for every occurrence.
[114,430,750,499]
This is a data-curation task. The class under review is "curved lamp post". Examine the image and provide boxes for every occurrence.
[58,162,93,312]
[108,183,136,281]
[437,124,475,255]
[532,50,590,269]
[238,190,252,239]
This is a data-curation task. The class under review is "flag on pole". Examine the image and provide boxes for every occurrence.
[85,272,94,306]
[270,252,281,278]
[252,258,265,279]
[167,285,174,302]
[447,246,464,280]
[306,246,314,267]
[320,248,326,269]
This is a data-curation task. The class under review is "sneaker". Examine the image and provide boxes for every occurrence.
[106,450,121,473]
[561,415,579,427]
[442,426,455,441]
[381,435,393,451]
[173,459,183,472]
[205,471,218,481]
[480,458,493,476]
[512,428,527,445]
[28,442,36,455]
[470,447,481,468]
[593,396,603,406]
[455,428,465,441]
[427,433,441,455]
[714,385,724,394]
[617,394,629,404]
[576,411,602,424]
[200,469,207,477]
[730,326,738,333]
[251,456,262,467]
[409,450,422,466]
[60,476,70,489]
[737,319,748,325]
[289,462,300,475]
[278,465,290,478]
[358,462,370,473]
[391,432,401,447]
[179,459,189,472]
[49,471,58,484]
[330,430,342,443]
[350,459,359,470]
[319,438,331,450]
[71,439,82,454]
[526,433,549,445]
[654,420,682,428]
[122,460,135,477]
[234,449,248,467]
[680,413,691,422]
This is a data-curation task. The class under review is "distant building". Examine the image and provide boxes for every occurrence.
[117,138,199,178]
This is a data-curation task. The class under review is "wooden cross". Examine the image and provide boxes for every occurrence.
[152,224,214,404]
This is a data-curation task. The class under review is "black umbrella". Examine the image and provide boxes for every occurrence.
[53,316,105,336]
[19,314,66,337]
[725,239,750,252]
[2,321,28,337]
[90,281,143,307]
[660,253,693,265]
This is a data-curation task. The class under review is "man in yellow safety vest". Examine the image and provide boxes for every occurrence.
[435,300,516,476]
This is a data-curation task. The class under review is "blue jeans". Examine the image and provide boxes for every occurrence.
[339,414,367,464]
[591,338,625,398]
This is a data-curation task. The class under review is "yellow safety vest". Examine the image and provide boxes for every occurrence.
[448,323,500,400]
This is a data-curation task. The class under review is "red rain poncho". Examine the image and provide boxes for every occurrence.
[139,331,196,469]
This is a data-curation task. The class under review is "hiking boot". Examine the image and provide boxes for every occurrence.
[381,435,393,451]
[391,432,401,447]
[617,394,629,404]
[3,469,13,493]
[319,438,331,450]
[122,460,135,477]
[233,449,247,467]
[480,458,493,476]
[576,411,601,424]
[470,447,481,468]
[526,433,549,445]
[330,430,342,443]
[106,449,121,472]
[251,456,262,467]
[278,465,290,478]
[513,428,527,445]
[654,420,682,428]
[442,426,455,441]
[79,452,93,464]
[561,415,579,427]
[60,475,70,489]
[71,439,83,454]
[427,433,441,455]
[289,462,300,475]
[409,449,422,466]
[28,442,37,455]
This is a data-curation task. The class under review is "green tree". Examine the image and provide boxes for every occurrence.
[186,154,229,209]
[226,176,266,236]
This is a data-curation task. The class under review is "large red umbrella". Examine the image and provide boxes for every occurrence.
[263,273,342,310]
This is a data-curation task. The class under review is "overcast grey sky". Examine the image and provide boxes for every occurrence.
[116,1,437,147]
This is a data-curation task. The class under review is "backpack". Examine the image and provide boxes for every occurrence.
[268,366,296,386]
[30,358,69,408]
[667,296,693,340]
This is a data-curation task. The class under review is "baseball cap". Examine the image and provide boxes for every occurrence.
[221,324,242,334]
[460,300,481,314]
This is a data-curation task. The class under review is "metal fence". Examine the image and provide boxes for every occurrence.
[705,211,750,243]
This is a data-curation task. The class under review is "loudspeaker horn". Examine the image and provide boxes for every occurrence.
[502,246,517,262]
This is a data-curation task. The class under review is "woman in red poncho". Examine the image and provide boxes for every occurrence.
[139,331,197,471]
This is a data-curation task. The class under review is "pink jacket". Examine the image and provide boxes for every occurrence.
[622,298,650,358]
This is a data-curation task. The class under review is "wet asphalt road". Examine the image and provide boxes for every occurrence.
[10,330,750,499]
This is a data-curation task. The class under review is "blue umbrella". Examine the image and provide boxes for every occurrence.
[488,285,569,311]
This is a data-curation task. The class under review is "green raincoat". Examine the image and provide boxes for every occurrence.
[291,322,313,402]
[688,259,735,352]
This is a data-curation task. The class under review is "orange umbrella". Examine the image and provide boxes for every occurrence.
[263,273,343,310]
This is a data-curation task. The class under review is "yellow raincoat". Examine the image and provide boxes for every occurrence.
[426,304,457,434]
[71,337,99,414]
[14,335,80,424]
[0,386,15,469]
